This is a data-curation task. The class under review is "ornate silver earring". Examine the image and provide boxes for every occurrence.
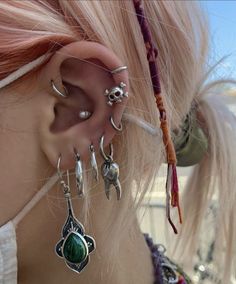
[55,155,95,273]
[89,144,99,181]
[99,135,121,200]
[110,116,123,132]
[75,152,84,197]
[51,80,68,98]
[104,82,129,106]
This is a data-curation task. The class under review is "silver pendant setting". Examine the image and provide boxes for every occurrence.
[104,82,128,106]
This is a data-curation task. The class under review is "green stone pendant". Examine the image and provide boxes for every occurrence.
[55,197,95,273]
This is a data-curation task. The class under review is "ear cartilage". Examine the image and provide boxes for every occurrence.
[104,82,128,106]
[89,144,99,182]
[79,111,92,120]
[50,79,68,98]
[75,153,84,197]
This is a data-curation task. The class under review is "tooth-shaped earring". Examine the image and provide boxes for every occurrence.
[89,144,99,181]
[75,153,84,197]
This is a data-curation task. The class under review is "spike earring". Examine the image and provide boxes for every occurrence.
[99,135,121,200]
[55,155,95,273]
[75,152,84,197]
[89,144,99,181]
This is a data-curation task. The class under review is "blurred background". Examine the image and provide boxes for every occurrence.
[138,1,236,283]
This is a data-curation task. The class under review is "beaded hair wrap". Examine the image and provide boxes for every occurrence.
[132,0,182,233]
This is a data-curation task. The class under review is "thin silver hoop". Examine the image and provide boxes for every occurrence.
[100,135,113,161]
[57,155,70,194]
[51,80,68,98]
[110,116,123,132]
[110,66,128,74]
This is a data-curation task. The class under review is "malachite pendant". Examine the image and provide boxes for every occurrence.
[55,198,95,273]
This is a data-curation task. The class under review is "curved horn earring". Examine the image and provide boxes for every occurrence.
[75,151,84,197]
[89,144,99,181]
[51,80,68,98]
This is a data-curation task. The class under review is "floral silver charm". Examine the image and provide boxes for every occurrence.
[104,82,128,106]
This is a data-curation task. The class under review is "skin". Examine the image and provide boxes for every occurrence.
[0,42,154,284]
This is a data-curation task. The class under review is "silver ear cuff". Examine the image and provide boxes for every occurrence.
[110,66,128,74]
[51,80,68,98]
[104,82,129,106]
[100,135,121,200]
[110,116,123,132]
[75,152,84,197]
[89,144,99,181]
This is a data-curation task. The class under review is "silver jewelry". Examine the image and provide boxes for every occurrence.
[89,144,99,181]
[110,66,128,74]
[75,152,84,197]
[99,135,121,200]
[79,111,92,120]
[51,80,68,98]
[110,116,123,132]
[104,82,129,106]
[55,155,95,273]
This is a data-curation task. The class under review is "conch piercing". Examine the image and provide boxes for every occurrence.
[51,80,68,98]
[55,155,95,273]
[110,66,128,74]
[110,116,123,132]
[100,135,122,200]
[104,82,129,106]
[75,152,84,197]
[79,111,92,120]
[89,144,99,181]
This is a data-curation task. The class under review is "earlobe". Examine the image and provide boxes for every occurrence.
[37,41,129,170]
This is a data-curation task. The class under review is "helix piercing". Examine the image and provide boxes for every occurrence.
[104,82,129,106]
[110,66,128,74]
[99,135,121,200]
[110,116,123,132]
[51,80,68,98]
[75,152,84,197]
[79,111,92,120]
[89,144,99,181]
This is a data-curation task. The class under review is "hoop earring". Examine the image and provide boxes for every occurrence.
[110,116,123,132]
[99,135,121,200]
[55,155,95,273]
[51,80,68,98]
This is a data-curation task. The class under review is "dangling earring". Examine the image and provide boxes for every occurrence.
[55,155,95,273]
[75,151,84,197]
[89,144,99,181]
[99,135,121,200]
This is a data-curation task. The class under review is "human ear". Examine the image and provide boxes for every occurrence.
[37,41,129,170]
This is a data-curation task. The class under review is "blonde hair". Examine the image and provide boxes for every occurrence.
[0,0,235,282]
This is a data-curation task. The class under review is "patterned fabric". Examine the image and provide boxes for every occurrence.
[144,234,192,284]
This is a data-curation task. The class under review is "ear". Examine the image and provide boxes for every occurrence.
[37,41,129,170]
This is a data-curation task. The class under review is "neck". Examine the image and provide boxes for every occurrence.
[16,176,154,284]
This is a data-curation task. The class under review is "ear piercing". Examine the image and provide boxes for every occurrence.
[89,144,99,181]
[110,116,123,132]
[79,111,92,120]
[99,135,122,200]
[110,66,128,74]
[75,152,84,197]
[104,82,129,106]
[51,80,68,98]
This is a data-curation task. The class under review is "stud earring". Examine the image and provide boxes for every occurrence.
[99,135,121,200]
[104,82,129,106]
[89,144,99,181]
[110,116,123,132]
[55,155,95,273]
[51,80,68,98]
[75,152,84,197]
[79,111,92,120]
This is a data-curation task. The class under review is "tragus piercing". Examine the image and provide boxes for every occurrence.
[55,154,95,273]
[75,151,84,197]
[89,144,99,181]
[79,111,92,120]
[110,66,128,74]
[99,135,121,200]
[104,82,129,106]
[110,116,123,132]
[51,80,68,98]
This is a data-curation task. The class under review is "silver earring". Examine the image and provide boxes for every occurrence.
[75,152,84,197]
[110,116,123,132]
[55,155,95,273]
[104,82,129,106]
[99,135,121,200]
[89,144,99,181]
[79,111,92,120]
[110,66,128,74]
[51,80,68,98]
